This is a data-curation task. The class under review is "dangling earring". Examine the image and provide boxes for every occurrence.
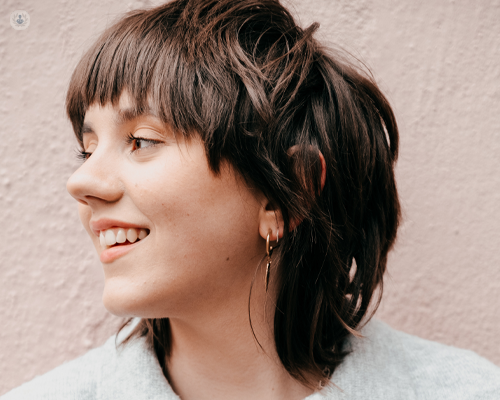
[265,228,280,292]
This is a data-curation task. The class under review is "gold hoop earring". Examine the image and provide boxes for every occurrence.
[265,229,280,292]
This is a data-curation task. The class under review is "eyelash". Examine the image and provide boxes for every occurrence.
[75,134,163,162]
[76,149,91,162]
[125,132,163,151]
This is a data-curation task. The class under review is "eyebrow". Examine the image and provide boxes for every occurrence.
[80,106,159,136]
[114,106,158,125]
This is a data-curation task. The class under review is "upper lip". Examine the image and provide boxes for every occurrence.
[89,218,148,237]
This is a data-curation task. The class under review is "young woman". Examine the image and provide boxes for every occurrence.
[3,0,499,399]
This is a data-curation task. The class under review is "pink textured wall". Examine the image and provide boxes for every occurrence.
[1,0,499,395]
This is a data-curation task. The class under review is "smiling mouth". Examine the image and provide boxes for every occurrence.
[99,227,150,248]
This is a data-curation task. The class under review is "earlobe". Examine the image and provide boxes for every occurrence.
[258,202,284,242]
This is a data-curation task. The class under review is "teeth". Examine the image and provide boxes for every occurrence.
[105,230,116,246]
[116,228,126,243]
[126,228,138,243]
[99,227,148,248]
[100,231,106,247]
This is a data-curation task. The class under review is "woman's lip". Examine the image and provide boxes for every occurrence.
[100,238,143,263]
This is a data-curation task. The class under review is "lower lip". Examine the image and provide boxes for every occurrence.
[100,239,144,263]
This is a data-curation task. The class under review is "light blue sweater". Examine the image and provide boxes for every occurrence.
[2,319,499,399]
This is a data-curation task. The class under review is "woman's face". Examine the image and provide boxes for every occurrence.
[66,92,267,319]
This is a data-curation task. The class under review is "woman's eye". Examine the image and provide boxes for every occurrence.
[135,138,157,150]
[76,139,97,163]
[76,149,91,162]
[126,133,162,153]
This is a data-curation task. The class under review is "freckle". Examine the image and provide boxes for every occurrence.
[226,257,229,261]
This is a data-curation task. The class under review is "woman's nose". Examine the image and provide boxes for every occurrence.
[66,150,123,206]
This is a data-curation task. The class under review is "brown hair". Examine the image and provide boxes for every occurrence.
[66,0,400,389]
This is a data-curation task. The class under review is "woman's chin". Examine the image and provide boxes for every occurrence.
[101,283,146,318]
[101,280,176,319]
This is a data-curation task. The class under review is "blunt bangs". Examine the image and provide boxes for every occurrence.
[67,9,178,138]
[66,4,217,154]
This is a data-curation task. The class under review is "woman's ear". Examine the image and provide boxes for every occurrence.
[258,200,284,242]
[288,145,326,194]
[258,148,326,239]
[288,148,327,231]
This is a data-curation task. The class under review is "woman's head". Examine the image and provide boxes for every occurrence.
[66,0,400,388]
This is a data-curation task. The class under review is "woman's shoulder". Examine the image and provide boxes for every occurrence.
[314,318,500,400]
[1,326,178,400]
[1,335,114,399]
[3,319,499,400]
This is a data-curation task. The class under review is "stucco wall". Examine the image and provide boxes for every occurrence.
[1,0,499,395]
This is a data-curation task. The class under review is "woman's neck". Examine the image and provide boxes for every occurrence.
[163,282,315,400]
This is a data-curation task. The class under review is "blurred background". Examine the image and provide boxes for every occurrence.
[1,0,499,395]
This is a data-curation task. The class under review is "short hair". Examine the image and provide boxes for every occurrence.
[66,0,401,388]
